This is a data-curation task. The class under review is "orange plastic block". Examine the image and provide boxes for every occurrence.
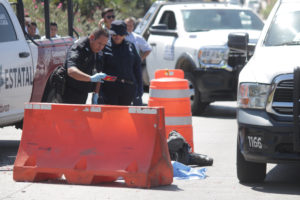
[13,103,173,188]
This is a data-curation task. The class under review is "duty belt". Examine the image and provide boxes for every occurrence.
[116,78,134,85]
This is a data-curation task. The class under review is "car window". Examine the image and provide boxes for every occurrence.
[0,3,17,42]
[135,2,159,35]
[159,11,177,30]
[264,10,300,46]
[182,9,263,32]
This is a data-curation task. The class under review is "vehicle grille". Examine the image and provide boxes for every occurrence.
[278,79,293,88]
[273,88,293,102]
[271,75,295,115]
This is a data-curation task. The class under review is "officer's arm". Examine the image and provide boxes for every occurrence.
[94,82,101,93]
[140,50,151,62]
[137,35,152,62]
[67,46,93,82]
[68,66,92,82]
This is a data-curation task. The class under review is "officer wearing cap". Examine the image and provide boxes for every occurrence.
[63,28,109,104]
[98,20,142,105]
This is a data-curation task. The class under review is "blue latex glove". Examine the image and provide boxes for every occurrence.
[90,72,107,82]
[92,93,99,104]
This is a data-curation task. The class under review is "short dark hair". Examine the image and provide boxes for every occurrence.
[125,17,136,25]
[30,22,37,27]
[50,22,57,27]
[101,8,114,18]
[91,27,109,40]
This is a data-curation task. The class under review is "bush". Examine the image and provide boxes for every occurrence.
[22,0,155,37]
[23,0,102,37]
[261,0,277,20]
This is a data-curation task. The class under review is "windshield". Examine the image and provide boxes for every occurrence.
[264,9,300,46]
[182,9,263,32]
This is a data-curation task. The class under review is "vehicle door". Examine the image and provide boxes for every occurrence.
[0,1,34,125]
[147,9,178,81]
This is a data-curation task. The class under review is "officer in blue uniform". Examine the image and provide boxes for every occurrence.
[99,20,142,105]
[63,28,109,104]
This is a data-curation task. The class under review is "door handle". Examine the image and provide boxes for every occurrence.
[150,43,156,47]
[19,52,30,58]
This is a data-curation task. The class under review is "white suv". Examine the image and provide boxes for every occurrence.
[136,1,264,114]
[230,0,300,183]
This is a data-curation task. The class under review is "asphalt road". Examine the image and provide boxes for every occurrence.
[0,100,300,200]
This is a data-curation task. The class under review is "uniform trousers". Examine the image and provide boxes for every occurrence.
[100,82,136,106]
[63,87,88,104]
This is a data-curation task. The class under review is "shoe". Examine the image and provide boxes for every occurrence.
[188,153,213,166]
[175,146,190,165]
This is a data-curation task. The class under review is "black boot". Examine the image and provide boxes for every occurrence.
[167,130,186,152]
[167,130,214,166]
[167,130,190,164]
[188,152,214,166]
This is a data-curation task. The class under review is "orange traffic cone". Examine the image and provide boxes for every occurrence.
[148,69,194,151]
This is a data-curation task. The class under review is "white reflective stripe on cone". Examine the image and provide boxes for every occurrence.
[149,89,192,98]
[165,116,192,126]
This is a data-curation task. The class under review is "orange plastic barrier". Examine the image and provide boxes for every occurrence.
[148,69,194,151]
[13,103,173,188]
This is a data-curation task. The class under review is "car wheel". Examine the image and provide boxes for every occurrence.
[15,120,23,130]
[236,136,266,183]
[184,72,209,115]
[45,88,63,103]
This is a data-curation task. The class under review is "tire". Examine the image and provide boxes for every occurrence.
[236,136,266,183]
[184,72,209,115]
[45,88,63,103]
[15,120,23,130]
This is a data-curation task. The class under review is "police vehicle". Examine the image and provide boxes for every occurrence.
[229,0,300,182]
[135,0,264,115]
[0,0,74,129]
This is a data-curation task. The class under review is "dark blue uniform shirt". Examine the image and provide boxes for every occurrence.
[101,39,142,95]
[65,37,101,93]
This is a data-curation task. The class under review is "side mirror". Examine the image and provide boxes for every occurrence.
[228,32,249,51]
[149,24,178,37]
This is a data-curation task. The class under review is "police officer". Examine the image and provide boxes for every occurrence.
[125,17,152,105]
[63,28,109,104]
[99,20,142,106]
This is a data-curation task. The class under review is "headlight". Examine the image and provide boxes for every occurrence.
[238,83,271,109]
[198,47,229,65]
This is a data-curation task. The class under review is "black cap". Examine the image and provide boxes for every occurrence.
[109,20,128,36]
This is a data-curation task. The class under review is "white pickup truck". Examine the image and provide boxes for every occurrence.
[229,0,300,183]
[135,1,264,115]
[0,0,74,129]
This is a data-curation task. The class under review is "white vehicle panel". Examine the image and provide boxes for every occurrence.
[147,34,178,80]
[239,0,300,85]
[0,0,34,126]
[239,46,300,83]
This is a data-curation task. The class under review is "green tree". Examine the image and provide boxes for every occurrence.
[51,0,155,19]
[261,0,277,19]
[16,0,155,37]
